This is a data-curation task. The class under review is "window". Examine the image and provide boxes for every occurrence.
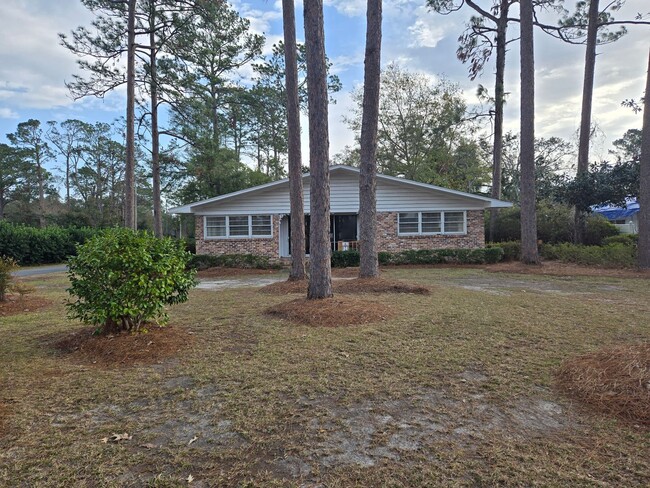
[204,215,273,238]
[422,212,442,233]
[252,215,272,236]
[398,211,466,235]
[205,216,226,237]
[228,216,249,236]
[444,212,465,233]
[398,212,419,234]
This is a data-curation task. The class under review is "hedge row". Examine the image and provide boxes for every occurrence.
[188,253,282,270]
[334,247,504,267]
[0,222,100,265]
[540,243,636,268]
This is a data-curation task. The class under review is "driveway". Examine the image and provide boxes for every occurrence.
[13,265,68,277]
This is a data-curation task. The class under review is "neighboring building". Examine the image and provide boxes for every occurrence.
[169,165,512,260]
[593,199,639,234]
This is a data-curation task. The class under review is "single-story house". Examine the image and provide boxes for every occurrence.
[592,199,639,234]
[169,165,512,259]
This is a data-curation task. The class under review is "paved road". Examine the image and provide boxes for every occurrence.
[13,265,68,277]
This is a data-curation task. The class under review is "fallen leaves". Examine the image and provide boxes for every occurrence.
[101,432,132,443]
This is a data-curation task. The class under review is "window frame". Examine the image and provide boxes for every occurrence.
[203,215,273,239]
[397,211,467,236]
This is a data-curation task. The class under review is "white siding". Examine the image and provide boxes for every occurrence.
[193,170,489,215]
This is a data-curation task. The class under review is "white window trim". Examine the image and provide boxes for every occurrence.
[204,215,273,239]
[397,211,467,236]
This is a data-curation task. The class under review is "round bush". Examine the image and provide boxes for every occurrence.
[66,228,197,334]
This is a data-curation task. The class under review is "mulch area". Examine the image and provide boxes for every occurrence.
[197,267,281,278]
[265,296,394,327]
[260,277,431,296]
[556,342,650,426]
[0,295,52,317]
[335,277,430,295]
[51,325,193,368]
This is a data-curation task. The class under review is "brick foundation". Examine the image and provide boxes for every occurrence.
[195,215,280,259]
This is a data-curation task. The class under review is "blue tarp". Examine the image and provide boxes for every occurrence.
[592,199,639,220]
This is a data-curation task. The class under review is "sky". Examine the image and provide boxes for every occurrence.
[0,0,648,175]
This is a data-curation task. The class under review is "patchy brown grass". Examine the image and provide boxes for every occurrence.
[51,325,193,368]
[334,277,431,295]
[2,268,650,486]
[0,400,10,438]
[556,342,650,426]
[197,267,282,278]
[265,296,394,327]
[0,295,52,317]
[485,260,650,278]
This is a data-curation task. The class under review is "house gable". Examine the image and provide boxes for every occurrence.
[172,166,510,215]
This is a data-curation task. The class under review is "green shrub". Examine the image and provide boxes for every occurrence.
[0,222,99,265]
[487,241,521,261]
[331,250,360,268]
[540,242,636,268]
[0,256,17,302]
[602,234,638,246]
[188,253,280,270]
[334,247,504,267]
[67,228,197,335]
[583,215,620,246]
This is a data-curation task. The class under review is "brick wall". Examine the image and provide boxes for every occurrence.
[195,210,485,258]
[195,215,280,259]
[375,210,485,252]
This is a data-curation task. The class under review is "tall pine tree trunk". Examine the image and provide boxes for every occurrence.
[488,1,509,242]
[574,0,600,243]
[282,0,307,281]
[519,0,539,264]
[149,6,162,238]
[304,0,333,299]
[638,49,650,269]
[358,0,382,278]
[124,0,137,229]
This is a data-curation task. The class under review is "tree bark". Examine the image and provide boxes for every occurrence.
[282,0,307,281]
[519,0,539,264]
[574,0,600,243]
[638,49,650,269]
[358,0,382,278]
[488,0,509,242]
[304,0,333,299]
[150,5,163,238]
[124,0,137,230]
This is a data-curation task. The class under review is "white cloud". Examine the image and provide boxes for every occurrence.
[0,0,92,110]
[0,107,19,119]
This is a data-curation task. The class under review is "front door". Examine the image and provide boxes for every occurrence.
[287,214,358,255]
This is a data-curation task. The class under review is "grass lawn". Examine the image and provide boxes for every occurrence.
[1,267,649,487]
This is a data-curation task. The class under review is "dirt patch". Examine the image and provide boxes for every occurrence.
[51,326,193,368]
[334,277,430,295]
[297,388,577,470]
[556,342,650,426]
[259,279,307,295]
[265,296,394,327]
[0,295,52,317]
[197,267,281,278]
